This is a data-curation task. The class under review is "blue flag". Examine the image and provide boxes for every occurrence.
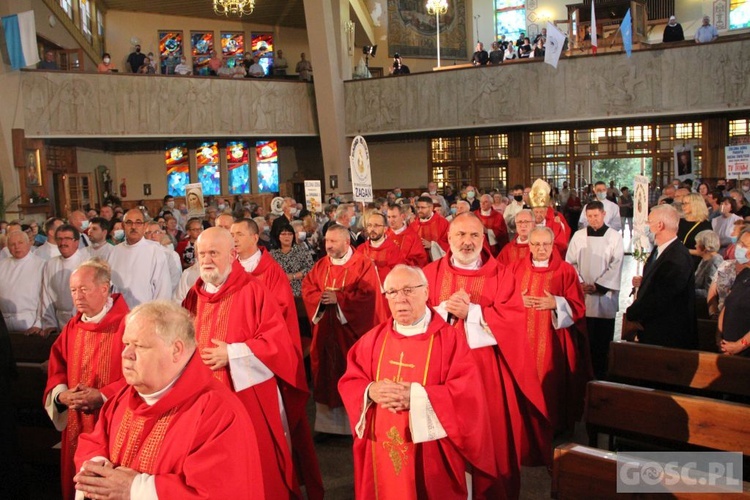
[621,9,633,57]
[1,11,40,70]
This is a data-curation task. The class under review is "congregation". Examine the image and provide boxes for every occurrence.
[1,173,750,498]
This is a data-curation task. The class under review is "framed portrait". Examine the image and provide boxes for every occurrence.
[185,182,206,219]
[26,149,41,187]
[674,146,694,180]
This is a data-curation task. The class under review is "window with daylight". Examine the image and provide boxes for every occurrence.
[730,0,750,30]
[227,141,250,194]
[256,141,279,193]
[196,142,221,196]
[60,0,73,18]
[495,0,526,42]
[79,0,91,41]
[729,118,750,145]
[166,143,189,197]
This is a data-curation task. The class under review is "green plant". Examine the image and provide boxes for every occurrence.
[0,178,21,221]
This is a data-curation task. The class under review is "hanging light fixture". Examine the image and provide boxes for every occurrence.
[213,0,255,17]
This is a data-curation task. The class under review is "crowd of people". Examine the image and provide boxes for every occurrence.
[1,174,749,498]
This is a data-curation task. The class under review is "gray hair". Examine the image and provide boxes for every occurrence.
[515,209,534,221]
[383,264,428,291]
[74,257,112,286]
[125,300,195,348]
[695,230,720,253]
[650,204,680,232]
[530,226,555,241]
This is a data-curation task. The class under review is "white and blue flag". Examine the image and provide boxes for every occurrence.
[2,11,40,70]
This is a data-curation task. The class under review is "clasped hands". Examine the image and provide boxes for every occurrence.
[368,379,411,414]
[521,289,556,310]
[74,458,138,500]
[58,384,104,413]
[444,289,470,320]
[320,290,338,305]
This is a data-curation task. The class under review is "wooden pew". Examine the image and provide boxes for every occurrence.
[553,443,750,499]
[586,381,750,456]
[697,319,720,353]
[608,342,750,399]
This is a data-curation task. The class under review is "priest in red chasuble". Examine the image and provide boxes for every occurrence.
[475,194,509,256]
[356,211,406,287]
[339,265,495,499]
[423,213,550,498]
[183,228,320,500]
[507,225,590,437]
[45,259,129,500]
[386,204,428,267]
[497,209,535,267]
[231,218,303,353]
[74,301,263,499]
[409,196,450,262]
[302,224,387,435]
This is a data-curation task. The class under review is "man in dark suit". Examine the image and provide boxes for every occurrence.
[625,204,698,349]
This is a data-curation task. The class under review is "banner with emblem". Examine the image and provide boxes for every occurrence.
[304,180,322,213]
[350,135,373,203]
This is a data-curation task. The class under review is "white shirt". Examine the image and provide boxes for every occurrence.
[87,241,114,261]
[578,199,623,231]
[109,238,171,308]
[34,240,61,261]
[712,214,742,248]
[40,250,89,330]
[161,246,182,293]
[173,262,200,303]
[654,236,678,261]
[238,250,262,273]
[0,252,44,331]
[566,226,624,319]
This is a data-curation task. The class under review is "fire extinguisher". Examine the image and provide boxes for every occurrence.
[119,178,127,198]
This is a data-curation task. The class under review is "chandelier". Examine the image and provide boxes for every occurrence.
[213,0,255,17]
[425,0,449,67]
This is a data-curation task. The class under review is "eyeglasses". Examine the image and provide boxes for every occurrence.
[123,220,144,227]
[384,284,426,299]
[366,223,385,229]
[516,220,533,225]
[529,242,553,248]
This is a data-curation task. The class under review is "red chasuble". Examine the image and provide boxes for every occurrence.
[338,314,495,500]
[507,252,591,436]
[423,252,550,495]
[542,207,571,256]
[183,261,321,500]
[75,353,264,499]
[302,251,387,409]
[497,237,530,267]
[44,293,129,500]
[409,214,450,261]
[386,226,429,268]
[356,237,405,287]
[473,209,509,256]
[246,248,303,355]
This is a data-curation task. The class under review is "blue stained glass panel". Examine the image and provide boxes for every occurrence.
[257,162,278,193]
[229,164,250,194]
[198,164,221,195]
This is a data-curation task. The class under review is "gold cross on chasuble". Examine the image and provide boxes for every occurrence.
[388,352,415,383]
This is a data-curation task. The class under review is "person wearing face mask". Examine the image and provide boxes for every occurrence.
[427,182,449,213]
[126,44,146,73]
[464,185,480,211]
[174,56,192,75]
[97,53,116,73]
[270,197,299,246]
[503,184,527,237]
[577,181,622,231]
[712,197,742,255]
[742,178,750,204]
[718,228,750,357]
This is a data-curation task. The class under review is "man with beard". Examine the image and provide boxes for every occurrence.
[475,194,509,256]
[409,196,450,262]
[356,211,405,288]
[302,225,386,436]
[183,227,317,499]
[422,213,549,498]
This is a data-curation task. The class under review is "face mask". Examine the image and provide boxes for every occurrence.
[297,232,307,242]
[743,185,750,192]
[167,201,175,209]
[395,193,402,198]
[514,195,523,202]
[291,208,299,217]
[350,217,357,227]
[113,229,125,241]
[263,227,270,234]
[218,204,226,211]
[180,208,188,215]
[596,192,607,201]
[735,245,749,265]
[466,191,475,199]
[450,207,457,215]
[730,236,738,244]
[80,220,90,231]
[103,58,110,64]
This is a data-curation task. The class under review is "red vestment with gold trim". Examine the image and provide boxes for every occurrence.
[409,214,450,261]
[356,237,405,287]
[386,226,429,267]
[474,209,509,256]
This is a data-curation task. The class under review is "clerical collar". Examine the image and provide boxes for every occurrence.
[239,249,261,272]
[82,296,114,323]
[419,213,433,223]
[125,237,146,248]
[480,209,492,216]
[517,236,529,244]
[394,309,432,336]
[451,256,482,270]
[330,246,353,266]
[369,236,385,248]
[203,280,225,294]
[587,224,609,237]
[392,225,406,234]
[138,361,188,406]
[537,219,547,227]
[532,259,549,268]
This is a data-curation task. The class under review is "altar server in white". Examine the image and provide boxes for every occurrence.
[0,231,44,333]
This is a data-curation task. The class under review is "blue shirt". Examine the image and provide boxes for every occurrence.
[694,24,718,43]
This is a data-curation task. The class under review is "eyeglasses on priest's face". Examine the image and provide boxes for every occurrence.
[383,284,426,299]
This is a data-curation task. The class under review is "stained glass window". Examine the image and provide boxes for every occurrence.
[221,32,244,68]
[165,143,189,197]
[196,141,220,196]
[256,140,278,193]
[191,32,214,76]
[159,31,183,75]
[227,141,250,194]
[495,0,526,42]
[730,0,750,30]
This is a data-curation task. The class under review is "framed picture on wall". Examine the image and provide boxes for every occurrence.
[26,149,41,187]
